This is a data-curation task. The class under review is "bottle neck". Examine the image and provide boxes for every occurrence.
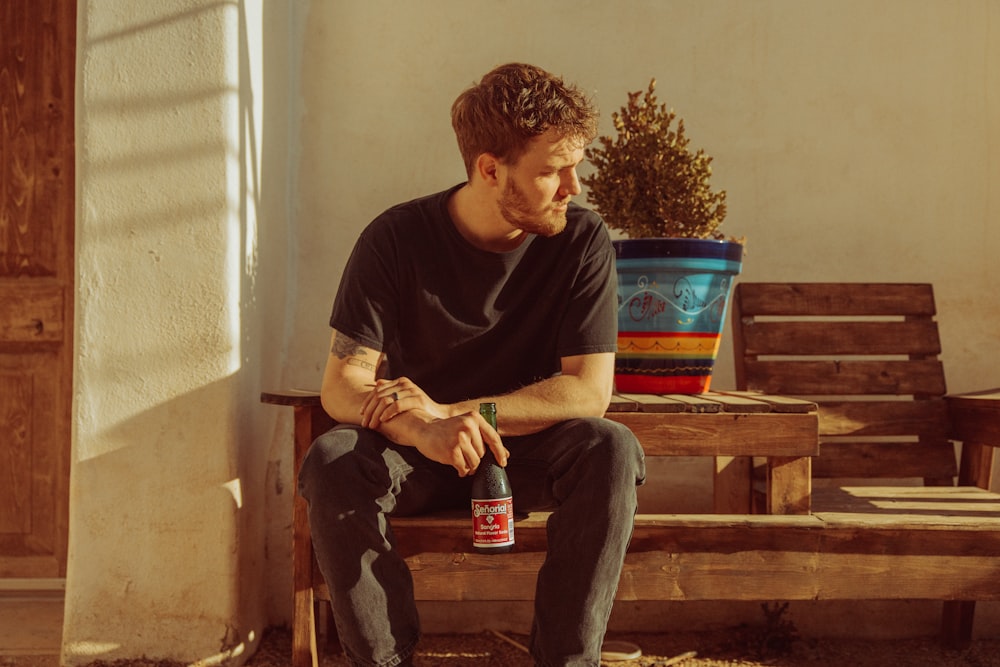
[478,402,497,430]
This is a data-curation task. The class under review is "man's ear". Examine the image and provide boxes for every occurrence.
[475,152,501,186]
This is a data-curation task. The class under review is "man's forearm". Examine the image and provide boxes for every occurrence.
[452,372,611,437]
[323,385,436,452]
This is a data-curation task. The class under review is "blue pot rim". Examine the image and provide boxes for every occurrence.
[613,238,744,262]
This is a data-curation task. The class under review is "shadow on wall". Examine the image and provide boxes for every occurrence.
[66,0,280,662]
[66,379,256,663]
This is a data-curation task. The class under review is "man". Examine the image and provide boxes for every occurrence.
[298,62,645,667]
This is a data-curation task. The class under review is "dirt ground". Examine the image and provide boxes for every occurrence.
[4,625,997,667]
[248,625,1000,667]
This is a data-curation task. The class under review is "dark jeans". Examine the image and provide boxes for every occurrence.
[297,417,645,667]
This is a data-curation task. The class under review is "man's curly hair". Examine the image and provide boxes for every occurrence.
[451,63,598,177]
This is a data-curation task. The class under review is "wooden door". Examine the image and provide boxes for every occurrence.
[0,0,75,578]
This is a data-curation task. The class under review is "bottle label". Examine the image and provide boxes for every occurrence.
[471,496,514,548]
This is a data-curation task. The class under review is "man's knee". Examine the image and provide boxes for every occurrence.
[571,417,646,486]
[298,426,382,505]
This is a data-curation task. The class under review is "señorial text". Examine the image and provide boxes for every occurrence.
[472,500,512,517]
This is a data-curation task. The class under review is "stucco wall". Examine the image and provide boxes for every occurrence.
[285,0,1000,393]
[67,1,268,663]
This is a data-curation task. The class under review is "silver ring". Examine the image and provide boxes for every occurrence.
[391,391,399,402]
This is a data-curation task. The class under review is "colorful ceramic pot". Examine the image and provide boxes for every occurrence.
[613,238,744,394]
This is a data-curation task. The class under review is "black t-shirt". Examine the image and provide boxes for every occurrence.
[330,184,617,404]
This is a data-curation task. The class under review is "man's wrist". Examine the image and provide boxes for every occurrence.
[374,406,433,442]
[448,400,479,419]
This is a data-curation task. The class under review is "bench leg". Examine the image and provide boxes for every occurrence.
[291,404,329,667]
[714,456,752,513]
[766,456,811,515]
[293,490,320,667]
[292,582,319,667]
[959,441,995,489]
[941,600,975,649]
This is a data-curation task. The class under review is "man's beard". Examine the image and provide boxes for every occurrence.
[498,178,568,237]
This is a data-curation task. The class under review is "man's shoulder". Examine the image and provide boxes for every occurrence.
[359,185,459,243]
[563,202,611,248]
[379,185,460,220]
[567,201,605,227]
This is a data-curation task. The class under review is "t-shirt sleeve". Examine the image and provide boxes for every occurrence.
[556,223,618,358]
[328,224,398,352]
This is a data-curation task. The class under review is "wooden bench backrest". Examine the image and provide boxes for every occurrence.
[731,282,957,484]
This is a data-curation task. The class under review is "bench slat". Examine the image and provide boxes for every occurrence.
[740,320,942,357]
[811,441,958,479]
[742,359,947,396]
[948,389,1000,444]
[701,392,774,413]
[716,391,817,413]
[818,400,950,438]
[309,551,1000,603]
[352,514,1000,602]
[603,411,819,457]
[657,394,722,413]
[612,393,686,413]
[734,283,937,317]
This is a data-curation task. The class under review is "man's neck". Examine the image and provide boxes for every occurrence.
[448,184,528,253]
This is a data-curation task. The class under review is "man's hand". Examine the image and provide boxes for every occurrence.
[361,377,449,429]
[361,378,508,475]
[405,410,509,477]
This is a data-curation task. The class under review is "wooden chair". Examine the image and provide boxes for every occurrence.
[731,282,996,643]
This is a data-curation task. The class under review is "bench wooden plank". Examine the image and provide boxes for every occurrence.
[734,282,937,317]
[657,394,722,413]
[621,550,1000,601]
[701,392,774,413]
[612,393,686,413]
[607,394,639,411]
[339,514,1000,603]
[387,496,1000,555]
[717,391,817,413]
[812,486,1000,525]
[309,550,999,603]
[818,400,951,438]
[742,359,948,396]
[948,389,1000,443]
[604,411,819,457]
[740,320,942,356]
[948,389,999,492]
[812,441,959,479]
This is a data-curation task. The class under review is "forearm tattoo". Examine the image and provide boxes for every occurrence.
[332,333,376,372]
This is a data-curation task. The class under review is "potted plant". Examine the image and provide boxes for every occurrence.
[582,79,745,394]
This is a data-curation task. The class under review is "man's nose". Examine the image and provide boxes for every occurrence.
[560,169,582,198]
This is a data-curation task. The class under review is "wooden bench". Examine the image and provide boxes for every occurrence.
[261,390,821,667]
[262,283,999,667]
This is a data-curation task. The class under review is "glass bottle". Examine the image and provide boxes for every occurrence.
[471,402,514,554]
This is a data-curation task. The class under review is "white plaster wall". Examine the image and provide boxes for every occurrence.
[265,0,1000,632]
[67,1,269,663]
[285,0,1000,393]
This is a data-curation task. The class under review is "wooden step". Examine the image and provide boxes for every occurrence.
[311,506,1000,603]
